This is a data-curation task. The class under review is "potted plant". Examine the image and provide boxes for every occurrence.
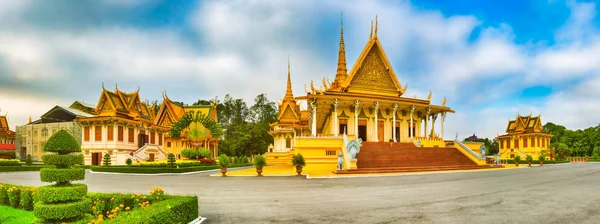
[291,153,306,176]
[514,155,521,167]
[218,154,231,177]
[539,153,546,166]
[253,155,267,176]
[526,155,533,167]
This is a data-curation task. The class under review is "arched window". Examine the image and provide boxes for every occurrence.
[41,128,48,140]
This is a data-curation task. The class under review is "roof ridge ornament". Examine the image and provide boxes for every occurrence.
[370,20,373,39]
[374,15,378,39]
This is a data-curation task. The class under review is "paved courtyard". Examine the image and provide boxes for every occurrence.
[1,163,600,223]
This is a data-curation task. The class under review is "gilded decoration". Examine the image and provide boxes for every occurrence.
[349,45,396,92]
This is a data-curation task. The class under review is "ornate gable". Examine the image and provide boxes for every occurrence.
[278,104,299,123]
[343,31,404,97]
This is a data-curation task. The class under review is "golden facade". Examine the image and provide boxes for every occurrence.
[497,114,552,160]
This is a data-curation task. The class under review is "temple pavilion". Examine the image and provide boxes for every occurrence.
[497,114,552,160]
[268,18,460,168]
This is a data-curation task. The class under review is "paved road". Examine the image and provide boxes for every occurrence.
[2,163,600,223]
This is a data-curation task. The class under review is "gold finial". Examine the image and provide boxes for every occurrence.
[403,84,408,93]
[115,83,119,92]
[442,96,447,107]
[374,15,378,39]
[136,86,140,93]
[370,20,373,38]
[284,57,294,100]
[427,90,432,101]
[102,82,105,90]
[28,115,32,123]
[304,84,309,94]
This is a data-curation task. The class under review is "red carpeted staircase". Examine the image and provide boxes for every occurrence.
[336,142,494,174]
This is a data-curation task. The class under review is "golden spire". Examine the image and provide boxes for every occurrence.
[28,115,32,123]
[374,15,378,39]
[370,20,373,39]
[284,57,294,100]
[330,12,348,91]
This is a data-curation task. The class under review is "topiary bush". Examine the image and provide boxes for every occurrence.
[34,130,91,223]
[126,158,133,166]
[0,159,21,166]
[253,155,266,168]
[197,148,211,159]
[217,154,231,168]
[167,153,176,167]
[292,153,306,167]
[103,154,112,166]
[25,154,33,166]
[181,148,197,159]
[20,187,35,211]
[514,155,521,166]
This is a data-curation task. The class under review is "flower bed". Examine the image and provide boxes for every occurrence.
[0,165,90,172]
[502,159,570,164]
[0,159,21,166]
[91,163,252,174]
[0,184,199,224]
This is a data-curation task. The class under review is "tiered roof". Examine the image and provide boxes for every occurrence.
[154,92,218,128]
[505,113,543,134]
[92,84,155,121]
[0,113,15,140]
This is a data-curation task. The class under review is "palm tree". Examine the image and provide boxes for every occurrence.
[186,121,211,158]
[171,111,223,158]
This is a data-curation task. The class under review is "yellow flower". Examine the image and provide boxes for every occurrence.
[125,207,130,211]
[119,204,124,208]
[111,197,115,201]
[142,196,147,199]
[131,195,135,199]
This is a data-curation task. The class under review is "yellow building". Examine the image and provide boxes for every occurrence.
[497,114,552,160]
[77,84,166,165]
[268,18,455,167]
[153,93,220,159]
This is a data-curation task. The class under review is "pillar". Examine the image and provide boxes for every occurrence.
[333,98,339,136]
[441,111,446,140]
[431,114,437,138]
[311,99,317,136]
[409,105,415,140]
[392,104,397,142]
[425,107,431,139]
[354,100,360,138]
[374,102,379,142]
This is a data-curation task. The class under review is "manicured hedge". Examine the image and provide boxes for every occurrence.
[91,163,252,174]
[0,151,15,159]
[42,154,84,168]
[0,165,89,172]
[37,184,87,203]
[43,130,81,154]
[102,195,198,224]
[503,159,570,164]
[0,184,35,211]
[40,168,85,183]
[34,198,92,221]
[0,159,21,166]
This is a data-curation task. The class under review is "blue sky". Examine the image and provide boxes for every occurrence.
[1,0,600,139]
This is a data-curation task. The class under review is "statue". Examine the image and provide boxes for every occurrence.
[427,90,432,101]
[495,153,501,165]
[346,138,361,160]
[337,152,344,170]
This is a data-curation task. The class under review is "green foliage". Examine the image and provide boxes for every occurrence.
[37,184,88,203]
[0,159,21,166]
[40,168,85,184]
[126,158,133,166]
[19,187,34,211]
[42,154,84,168]
[218,154,231,167]
[6,186,20,208]
[0,184,7,205]
[25,154,32,166]
[181,148,197,159]
[43,130,81,154]
[253,155,266,168]
[0,165,88,172]
[103,154,112,166]
[593,146,600,159]
[100,195,198,224]
[233,156,249,164]
[526,155,533,163]
[33,198,92,221]
[0,151,16,159]
[0,205,37,224]
[198,148,211,159]
[135,160,202,167]
[292,154,306,167]
[543,122,600,157]
[90,163,251,174]
[539,153,546,162]
[167,153,176,166]
[170,111,223,139]
[513,155,521,164]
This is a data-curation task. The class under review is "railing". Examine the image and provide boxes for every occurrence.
[455,140,484,160]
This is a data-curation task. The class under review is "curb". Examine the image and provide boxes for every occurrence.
[189,216,207,224]
[89,166,253,176]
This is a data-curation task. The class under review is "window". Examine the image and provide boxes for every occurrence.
[150,132,155,144]
[326,150,336,156]
[128,128,134,143]
[510,154,514,158]
[84,127,90,141]
[158,133,163,145]
[95,126,102,141]
[118,126,124,142]
[285,137,291,148]
[167,142,172,148]
[107,125,114,141]
[514,139,519,148]
[537,138,540,147]
[524,138,528,148]
[500,140,504,149]
[41,128,48,140]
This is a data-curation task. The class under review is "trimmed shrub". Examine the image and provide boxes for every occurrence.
[539,153,546,163]
[526,155,533,163]
[167,153,176,167]
[103,154,112,166]
[100,195,198,224]
[253,155,266,168]
[6,186,20,208]
[181,148,197,159]
[514,155,521,165]
[0,184,8,205]
[218,154,231,167]
[25,154,33,166]
[292,153,306,167]
[42,154,84,168]
[0,159,21,166]
[197,148,211,159]
[91,163,251,174]
[19,187,35,211]
[0,151,15,159]
[43,130,81,154]
[126,158,133,166]
[35,130,90,223]
[199,158,216,164]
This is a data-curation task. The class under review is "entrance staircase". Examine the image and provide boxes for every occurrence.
[336,142,497,174]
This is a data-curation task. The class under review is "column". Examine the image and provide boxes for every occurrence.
[441,111,446,140]
[392,104,398,142]
[425,107,431,139]
[374,102,379,142]
[333,98,339,136]
[409,105,415,140]
[431,114,437,138]
[311,99,317,136]
[354,100,360,138]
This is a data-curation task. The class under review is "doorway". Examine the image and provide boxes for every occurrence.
[19,147,26,161]
[149,153,155,162]
[339,119,348,135]
[92,153,102,166]
[377,120,384,142]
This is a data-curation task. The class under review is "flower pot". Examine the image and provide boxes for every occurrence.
[220,166,227,177]
[540,161,544,166]
[295,166,303,176]
[515,162,519,167]
[528,162,531,167]
[256,166,263,177]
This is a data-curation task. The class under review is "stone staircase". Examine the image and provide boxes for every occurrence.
[336,142,496,174]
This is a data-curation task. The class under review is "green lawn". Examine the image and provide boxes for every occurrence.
[0,206,36,224]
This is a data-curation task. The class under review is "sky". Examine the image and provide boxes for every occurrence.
[1,0,600,140]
